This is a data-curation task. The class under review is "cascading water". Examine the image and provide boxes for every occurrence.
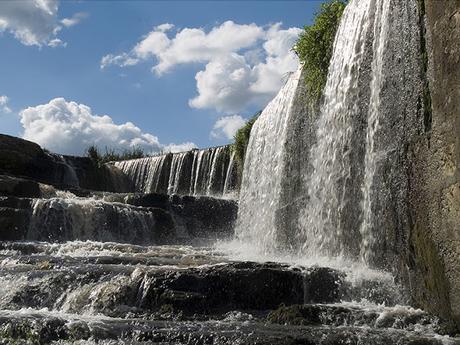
[114,146,237,198]
[236,0,423,268]
[27,196,172,244]
[299,0,376,259]
[115,155,171,194]
[236,68,302,254]
[359,0,391,263]
[167,151,190,195]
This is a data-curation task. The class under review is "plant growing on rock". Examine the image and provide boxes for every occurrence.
[231,111,261,171]
[86,145,150,166]
[294,0,347,102]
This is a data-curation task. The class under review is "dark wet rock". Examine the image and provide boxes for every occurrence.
[0,256,345,318]
[267,304,438,331]
[140,262,307,314]
[0,197,32,241]
[0,310,456,345]
[0,134,133,193]
[64,155,134,192]
[127,193,238,241]
[0,174,41,198]
[0,193,236,244]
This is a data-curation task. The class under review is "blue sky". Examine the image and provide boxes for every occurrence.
[0,0,324,155]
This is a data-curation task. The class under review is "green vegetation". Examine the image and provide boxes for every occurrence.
[294,0,347,102]
[86,145,151,166]
[231,111,261,169]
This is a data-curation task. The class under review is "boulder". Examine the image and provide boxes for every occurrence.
[0,196,33,241]
[0,175,41,198]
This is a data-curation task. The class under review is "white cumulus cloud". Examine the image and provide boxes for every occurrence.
[0,95,12,114]
[101,21,301,113]
[19,98,195,156]
[0,0,85,47]
[164,142,197,153]
[211,115,246,140]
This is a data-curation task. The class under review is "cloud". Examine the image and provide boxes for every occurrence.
[189,54,254,113]
[19,98,195,156]
[101,53,140,69]
[0,0,84,47]
[164,142,197,153]
[102,21,301,113]
[211,115,246,140]
[103,20,264,75]
[0,95,12,114]
[48,38,66,47]
[155,23,174,32]
[61,12,88,28]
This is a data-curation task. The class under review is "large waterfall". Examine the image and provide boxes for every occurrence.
[113,145,238,198]
[237,0,423,267]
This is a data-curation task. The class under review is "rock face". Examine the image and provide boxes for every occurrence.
[127,193,238,242]
[0,193,237,245]
[0,175,41,198]
[407,0,460,330]
[0,134,132,192]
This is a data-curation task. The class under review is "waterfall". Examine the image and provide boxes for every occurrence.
[27,197,169,244]
[114,146,237,198]
[114,155,171,194]
[236,68,302,254]
[223,151,238,197]
[359,0,391,263]
[167,151,191,195]
[299,0,375,259]
[236,0,422,266]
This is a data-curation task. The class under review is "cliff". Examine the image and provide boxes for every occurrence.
[408,0,460,330]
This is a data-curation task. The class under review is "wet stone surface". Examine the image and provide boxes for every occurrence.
[0,241,458,344]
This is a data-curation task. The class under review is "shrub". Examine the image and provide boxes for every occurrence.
[85,145,150,166]
[231,111,261,169]
[294,0,347,102]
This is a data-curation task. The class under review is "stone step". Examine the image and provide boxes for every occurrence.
[0,191,237,245]
[1,242,401,319]
[0,309,456,345]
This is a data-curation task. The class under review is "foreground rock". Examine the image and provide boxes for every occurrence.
[0,241,457,345]
[0,310,455,345]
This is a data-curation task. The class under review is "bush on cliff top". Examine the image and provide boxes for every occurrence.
[294,0,347,102]
[86,145,150,166]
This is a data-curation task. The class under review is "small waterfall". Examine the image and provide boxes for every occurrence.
[114,155,171,194]
[27,196,173,244]
[167,151,191,195]
[114,146,237,198]
[223,151,238,197]
[59,156,80,188]
[236,68,302,254]
[45,153,80,188]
